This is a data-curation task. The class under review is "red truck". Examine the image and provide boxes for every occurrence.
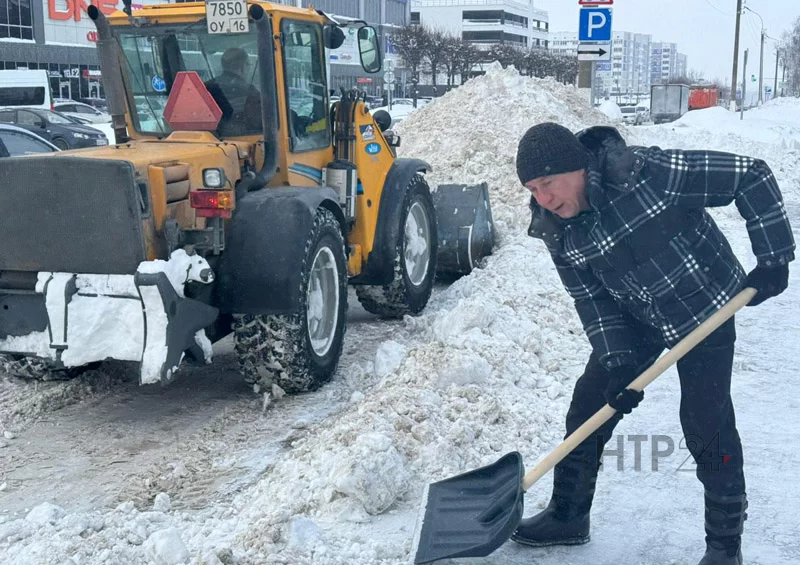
[688,87,720,110]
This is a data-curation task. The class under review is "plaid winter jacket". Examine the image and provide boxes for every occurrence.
[529,126,795,369]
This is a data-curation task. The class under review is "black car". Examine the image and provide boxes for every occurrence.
[0,107,108,150]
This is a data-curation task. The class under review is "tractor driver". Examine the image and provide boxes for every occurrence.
[205,47,262,137]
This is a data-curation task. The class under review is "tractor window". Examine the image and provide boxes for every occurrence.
[119,23,263,138]
[281,20,329,152]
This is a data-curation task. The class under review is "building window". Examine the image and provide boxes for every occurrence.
[462,30,526,47]
[281,19,329,152]
[1,0,34,40]
[505,12,527,28]
[463,10,502,24]
[410,11,420,25]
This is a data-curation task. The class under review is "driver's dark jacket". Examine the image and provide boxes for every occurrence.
[529,126,795,369]
[205,71,261,136]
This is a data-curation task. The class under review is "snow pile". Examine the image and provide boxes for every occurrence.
[395,62,626,235]
[664,97,800,156]
[220,64,608,560]
[597,99,623,122]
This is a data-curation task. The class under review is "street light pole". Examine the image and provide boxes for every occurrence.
[774,48,780,99]
[731,0,744,111]
[741,48,748,120]
[759,28,765,104]
[745,6,766,105]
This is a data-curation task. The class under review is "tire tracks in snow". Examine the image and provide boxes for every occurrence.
[0,289,412,519]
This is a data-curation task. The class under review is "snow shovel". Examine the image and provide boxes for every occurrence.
[412,287,757,564]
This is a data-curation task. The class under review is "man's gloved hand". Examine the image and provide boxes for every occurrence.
[744,263,789,306]
[603,364,644,414]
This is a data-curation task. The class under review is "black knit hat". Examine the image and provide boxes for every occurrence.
[516,122,590,185]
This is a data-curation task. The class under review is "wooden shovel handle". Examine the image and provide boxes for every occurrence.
[522,287,757,492]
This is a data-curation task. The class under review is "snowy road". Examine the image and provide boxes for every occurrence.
[0,290,410,517]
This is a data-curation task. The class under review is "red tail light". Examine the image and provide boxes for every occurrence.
[189,190,235,218]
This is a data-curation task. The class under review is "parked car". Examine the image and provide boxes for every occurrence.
[620,106,644,125]
[53,100,111,124]
[78,98,109,113]
[0,107,108,150]
[0,123,60,157]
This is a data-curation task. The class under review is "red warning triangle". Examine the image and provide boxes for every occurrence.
[163,71,223,131]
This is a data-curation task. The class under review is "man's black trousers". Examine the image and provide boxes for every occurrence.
[562,317,745,496]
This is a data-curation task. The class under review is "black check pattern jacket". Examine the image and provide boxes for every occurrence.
[529,127,795,369]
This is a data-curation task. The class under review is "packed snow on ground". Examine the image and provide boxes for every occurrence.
[1,63,799,565]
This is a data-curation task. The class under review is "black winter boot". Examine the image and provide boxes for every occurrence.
[510,458,596,547]
[697,491,747,565]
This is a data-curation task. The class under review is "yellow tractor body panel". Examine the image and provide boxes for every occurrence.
[343,102,396,264]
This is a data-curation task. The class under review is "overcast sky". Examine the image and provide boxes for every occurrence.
[534,0,798,86]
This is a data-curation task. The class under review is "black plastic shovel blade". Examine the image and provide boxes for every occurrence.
[413,452,525,564]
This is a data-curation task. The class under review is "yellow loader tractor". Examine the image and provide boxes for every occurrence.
[0,1,494,393]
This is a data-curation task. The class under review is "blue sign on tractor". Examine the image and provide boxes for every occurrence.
[579,7,612,42]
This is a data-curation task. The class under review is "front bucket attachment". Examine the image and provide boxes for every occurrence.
[413,452,525,564]
[433,183,495,279]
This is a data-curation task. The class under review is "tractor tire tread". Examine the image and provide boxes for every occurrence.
[355,173,437,318]
[233,208,347,394]
[0,354,90,381]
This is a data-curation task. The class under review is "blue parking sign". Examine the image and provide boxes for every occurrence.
[579,8,612,42]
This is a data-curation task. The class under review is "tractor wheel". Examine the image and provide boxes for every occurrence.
[0,354,93,381]
[356,174,437,318]
[233,207,347,394]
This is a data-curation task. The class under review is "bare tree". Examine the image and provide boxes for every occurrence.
[555,55,578,85]
[390,25,431,104]
[485,43,524,70]
[440,36,462,86]
[781,18,800,96]
[520,48,577,85]
[668,75,693,85]
[393,24,580,93]
[686,68,706,84]
[709,77,731,101]
[422,28,449,86]
[455,42,482,84]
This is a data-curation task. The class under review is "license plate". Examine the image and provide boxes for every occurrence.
[96,139,108,146]
[206,0,249,34]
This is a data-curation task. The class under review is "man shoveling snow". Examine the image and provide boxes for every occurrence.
[512,122,794,564]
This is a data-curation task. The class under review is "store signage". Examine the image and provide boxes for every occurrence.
[48,0,118,22]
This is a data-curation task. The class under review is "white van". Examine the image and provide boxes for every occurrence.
[0,70,53,110]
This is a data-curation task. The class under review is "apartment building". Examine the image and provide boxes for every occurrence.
[410,0,549,50]
[650,42,687,84]
[600,31,653,96]
[550,31,578,57]
[551,30,688,98]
